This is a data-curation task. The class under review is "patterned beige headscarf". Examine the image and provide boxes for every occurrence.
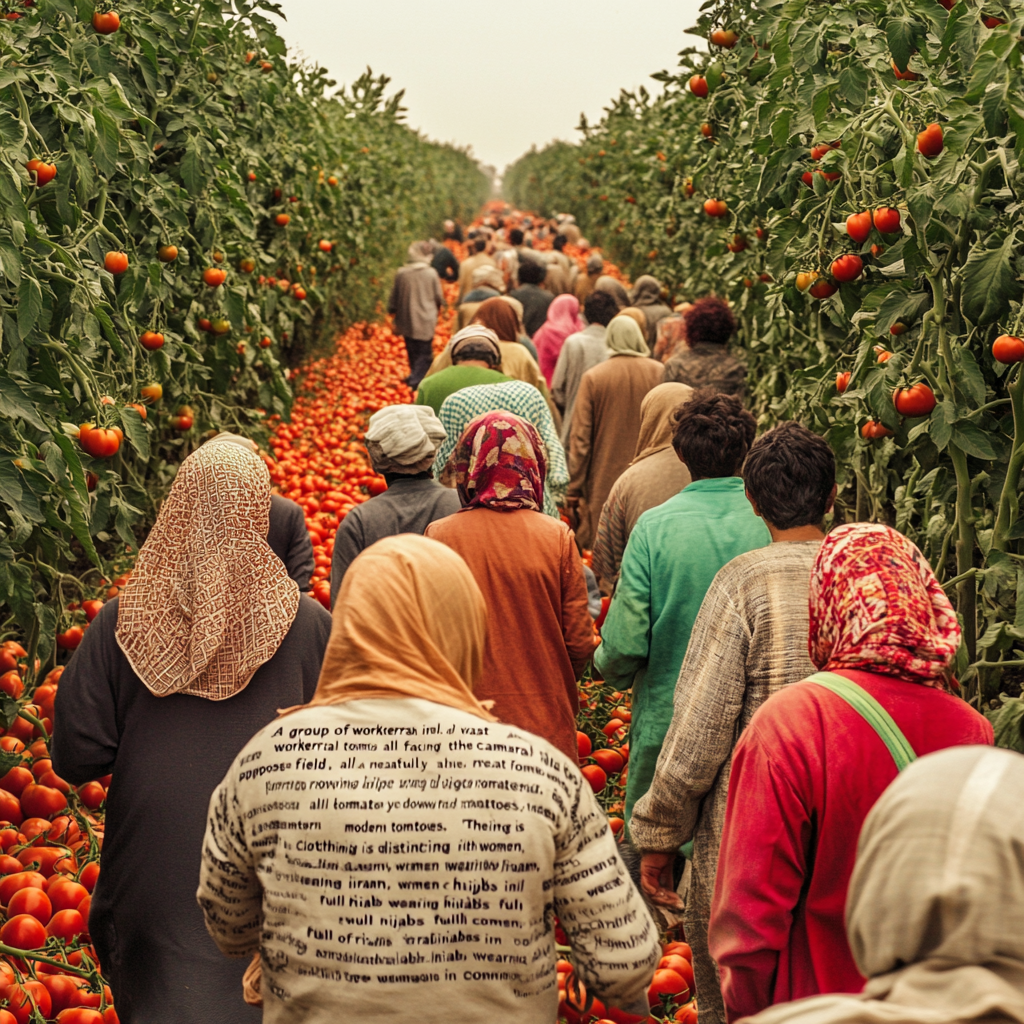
[116,438,299,700]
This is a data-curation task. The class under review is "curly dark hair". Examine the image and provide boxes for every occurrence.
[583,290,618,327]
[683,296,736,347]
[672,389,756,479]
[743,422,835,529]
[516,259,546,286]
[509,228,524,246]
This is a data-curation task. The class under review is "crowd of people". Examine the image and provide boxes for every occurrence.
[49,208,1010,1024]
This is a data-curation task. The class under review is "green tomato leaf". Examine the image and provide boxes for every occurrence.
[960,235,1022,326]
[951,422,997,459]
[887,18,918,73]
[16,277,42,340]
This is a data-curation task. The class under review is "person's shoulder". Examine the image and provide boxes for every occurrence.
[717,541,821,581]
[271,493,303,519]
[293,593,332,632]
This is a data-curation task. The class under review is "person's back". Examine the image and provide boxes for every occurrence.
[268,493,315,591]
[663,297,746,397]
[509,260,553,336]
[431,242,459,283]
[710,522,994,1023]
[415,365,511,415]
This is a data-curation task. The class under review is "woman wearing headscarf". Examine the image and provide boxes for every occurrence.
[433,380,568,517]
[330,404,460,602]
[630,275,673,349]
[566,316,664,548]
[498,295,539,360]
[51,438,332,1024]
[426,414,593,762]
[594,274,630,310]
[709,523,993,1024]
[198,535,661,1023]
[742,744,1024,1024]
[617,307,650,334]
[456,265,505,329]
[533,293,585,386]
[421,297,559,425]
[591,383,693,592]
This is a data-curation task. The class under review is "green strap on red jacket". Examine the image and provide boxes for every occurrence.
[808,671,918,772]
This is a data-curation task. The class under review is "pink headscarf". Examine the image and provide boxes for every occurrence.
[533,294,585,385]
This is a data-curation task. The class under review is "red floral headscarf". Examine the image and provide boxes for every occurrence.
[809,523,961,688]
[452,411,546,513]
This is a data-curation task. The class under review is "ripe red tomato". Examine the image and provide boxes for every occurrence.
[845,211,872,244]
[0,871,44,905]
[202,267,226,287]
[21,783,67,819]
[727,234,746,252]
[56,627,84,651]
[809,279,838,299]
[158,244,177,262]
[835,371,851,393]
[703,198,728,217]
[292,286,307,301]
[873,207,901,233]
[56,1010,104,1024]
[700,122,713,138]
[710,27,738,47]
[25,159,57,186]
[581,764,607,793]
[992,335,1024,364]
[79,425,121,458]
[890,322,908,335]
[674,1002,699,1024]
[830,254,863,282]
[91,10,119,32]
[576,731,592,759]
[5,981,51,1024]
[894,383,937,418]
[103,251,128,275]
[648,967,689,1004]
[917,122,944,158]
[77,781,106,810]
[810,140,840,160]
[170,406,194,431]
[8,885,51,923]
[318,239,333,252]
[79,861,99,893]
[0,767,31,798]
[49,880,89,912]
[275,213,291,226]
[688,75,708,97]
[861,420,893,439]
[0,671,23,699]
[46,908,85,942]
[1,913,47,949]
[892,61,919,81]
[591,748,625,774]
[139,331,164,351]
[259,336,272,348]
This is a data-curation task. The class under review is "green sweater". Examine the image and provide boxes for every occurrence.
[414,365,511,415]
[594,477,771,827]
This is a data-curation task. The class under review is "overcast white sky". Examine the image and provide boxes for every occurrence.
[274,0,706,173]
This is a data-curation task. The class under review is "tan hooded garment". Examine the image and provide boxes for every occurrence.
[746,745,1024,1024]
[116,438,299,700]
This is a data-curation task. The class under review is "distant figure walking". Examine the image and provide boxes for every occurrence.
[388,240,444,389]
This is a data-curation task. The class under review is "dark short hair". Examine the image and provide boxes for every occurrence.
[509,228,524,246]
[684,297,736,347]
[584,290,618,327]
[473,238,487,253]
[452,343,500,369]
[743,422,835,529]
[553,234,567,250]
[672,389,756,479]
[516,260,546,286]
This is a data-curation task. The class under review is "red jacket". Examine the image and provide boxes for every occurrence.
[709,670,993,1022]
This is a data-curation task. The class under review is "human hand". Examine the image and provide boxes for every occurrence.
[639,851,683,909]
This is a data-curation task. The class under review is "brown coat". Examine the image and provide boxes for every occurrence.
[456,253,497,302]
[425,508,594,763]
[568,356,665,548]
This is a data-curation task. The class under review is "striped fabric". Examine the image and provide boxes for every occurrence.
[433,381,568,518]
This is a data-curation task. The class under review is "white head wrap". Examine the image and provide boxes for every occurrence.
[365,405,447,475]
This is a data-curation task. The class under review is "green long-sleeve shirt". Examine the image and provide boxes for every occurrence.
[594,476,770,827]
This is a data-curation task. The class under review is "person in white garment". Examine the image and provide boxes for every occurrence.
[197,534,660,1024]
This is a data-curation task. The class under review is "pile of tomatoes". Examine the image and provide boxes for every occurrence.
[0,646,114,1024]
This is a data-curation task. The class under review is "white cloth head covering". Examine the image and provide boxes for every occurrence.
[449,324,502,364]
[745,745,1024,1024]
[407,241,432,263]
[365,405,447,475]
[471,266,505,292]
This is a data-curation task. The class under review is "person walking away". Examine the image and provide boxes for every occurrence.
[51,437,332,1024]
[594,275,630,311]
[653,303,692,363]
[456,265,504,329]
[743,745,1024,1024]
[422,297,559,424]
[709,522,993,1022]
[664,297,746,397]
[566,316,663,548]
[415,325,511,415]
[590,383,695,593]
[430,238,459,283]
[631,422,837,1024]
[198,534,660,1023]
[456,237,496,302]
[442,217,464,242]
[594,391,770,829]
[433,380,568,518]
[510,259,554,336]
[533,294,585,386]
[426,413,593,762]
[575,254,604,305]
[498,295,539,360]
[630,275,673,349]
[330,405,459,602]
[388,241,444,390]
[552,291,617,446]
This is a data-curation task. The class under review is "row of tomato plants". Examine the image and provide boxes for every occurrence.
[0,0,490,681]
[504,0,1024,707]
